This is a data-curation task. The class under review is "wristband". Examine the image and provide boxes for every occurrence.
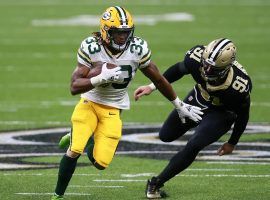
[90,75,101,87]
[171,97,182,109]
[148,83,156,91]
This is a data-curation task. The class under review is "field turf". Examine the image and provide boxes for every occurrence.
[0,1,269,200]
[1,156,269,200]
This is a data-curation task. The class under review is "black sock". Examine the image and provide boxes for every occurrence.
[157,147,198,185]
[54,154,79,196]
[86,137,95,163]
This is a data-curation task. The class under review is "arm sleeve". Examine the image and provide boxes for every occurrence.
[162,61,190,84]
[134,38,151,69]
[228,95,251,145]
[77,38,93,68]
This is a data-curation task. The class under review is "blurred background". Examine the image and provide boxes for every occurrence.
[0,0,269,130]
[0,1,269,200]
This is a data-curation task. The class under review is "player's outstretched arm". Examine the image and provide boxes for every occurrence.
[134,61,189,101]
[140,61,203,123]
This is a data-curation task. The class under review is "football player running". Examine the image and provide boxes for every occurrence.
[134,38,252,199]
[51,6,203,200]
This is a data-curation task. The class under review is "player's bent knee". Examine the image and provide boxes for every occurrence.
[159,133,175,142]
[159,136,173,142]
[66,149,81,158]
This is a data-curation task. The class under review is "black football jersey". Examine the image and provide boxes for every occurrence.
[184,45,252,113]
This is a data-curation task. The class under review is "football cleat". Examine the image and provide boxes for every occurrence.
[146,177,167,199]
[58,133,71,149]
[51,194,64,200]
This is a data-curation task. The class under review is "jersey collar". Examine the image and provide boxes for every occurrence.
[206,67,234,92]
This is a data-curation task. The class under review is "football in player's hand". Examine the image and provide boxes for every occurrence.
[87,62,117,78]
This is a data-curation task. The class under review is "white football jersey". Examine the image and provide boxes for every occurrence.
[77,36,151,110]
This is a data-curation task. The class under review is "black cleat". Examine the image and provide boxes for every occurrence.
[145,177,167,199]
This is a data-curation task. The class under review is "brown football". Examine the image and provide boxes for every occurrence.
[87,62,117,78]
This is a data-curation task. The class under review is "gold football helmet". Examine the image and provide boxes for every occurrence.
[201,38,236,81]
[100,6,134,51]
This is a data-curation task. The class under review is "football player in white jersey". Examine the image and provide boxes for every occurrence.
[51,6,203,200]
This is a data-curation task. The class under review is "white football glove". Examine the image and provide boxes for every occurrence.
[90,63,122,87]
[172,97,203,123]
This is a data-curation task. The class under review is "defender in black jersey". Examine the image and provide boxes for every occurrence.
[134,38,252,199]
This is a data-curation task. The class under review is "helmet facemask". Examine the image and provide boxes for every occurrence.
[201,38,236,83]
[201,58,232,82]
[107,27,134,51]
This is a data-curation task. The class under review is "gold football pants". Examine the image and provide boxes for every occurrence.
[70,98,122,168]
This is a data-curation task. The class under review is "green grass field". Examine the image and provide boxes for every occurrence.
[0,156,269,200]
[0,0,269,200]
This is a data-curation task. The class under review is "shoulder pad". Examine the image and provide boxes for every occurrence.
[233,61,248,76]
[130,37,151,68]
[77,37,102,67]
[184,45,204,68]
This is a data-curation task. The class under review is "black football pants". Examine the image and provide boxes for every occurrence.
[157,95,236,185]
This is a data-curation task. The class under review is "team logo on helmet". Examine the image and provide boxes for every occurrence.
[102,11,111,20]
[100,6,135,51]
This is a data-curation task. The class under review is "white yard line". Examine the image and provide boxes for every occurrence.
[177,174,270,178]
[94,179,146,182]
[5,173,269,179]
[207,161,270,165]
[70,185,124,188]
[2,169,239,177]
[0,153,63,158]
[32,13,194,27]
[15,192,91,196]
[94,173,270,182]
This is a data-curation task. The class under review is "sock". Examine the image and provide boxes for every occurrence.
[86,137,106,170]
[54,154,79,196]
[157,147,198,185]
[86,136,95,163]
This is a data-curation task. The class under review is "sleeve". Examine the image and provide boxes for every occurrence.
[228,94,251,145]
[135,38,151,69]
[77,39,93,68]
[162,61,190,84]
[184,45,204,72]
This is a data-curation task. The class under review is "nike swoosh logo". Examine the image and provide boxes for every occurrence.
[109,112,116,115]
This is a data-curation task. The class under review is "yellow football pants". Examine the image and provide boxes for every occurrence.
[70,98,122,168]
